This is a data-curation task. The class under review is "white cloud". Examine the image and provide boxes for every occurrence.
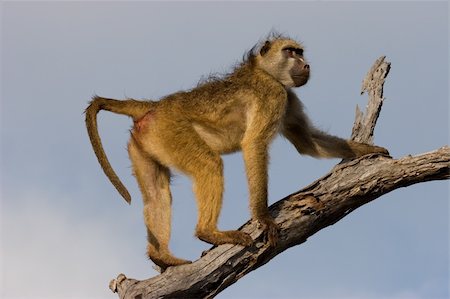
[1,190,156,299]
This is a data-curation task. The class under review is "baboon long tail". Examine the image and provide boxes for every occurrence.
[85,95,152,204]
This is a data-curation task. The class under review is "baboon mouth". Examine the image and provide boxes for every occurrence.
[292,75,309,86]
[293,75,308,79]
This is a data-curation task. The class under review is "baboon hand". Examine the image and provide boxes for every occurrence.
[257,216,279,247]
[372,145,390,156]
[349,141,390,157]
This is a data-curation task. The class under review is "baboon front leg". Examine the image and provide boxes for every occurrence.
[192,161,252,247]
[282,91,389,159]
[128,139,191,270]
[242,141,279,247]
[171,135,252,247]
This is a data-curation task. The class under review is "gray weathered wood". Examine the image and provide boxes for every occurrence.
[352,56,391,144]
[109,57,449,299]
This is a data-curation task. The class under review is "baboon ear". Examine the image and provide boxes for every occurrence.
[260,40,271,56]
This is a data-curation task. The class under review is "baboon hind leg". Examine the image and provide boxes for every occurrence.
[128,139,191,270]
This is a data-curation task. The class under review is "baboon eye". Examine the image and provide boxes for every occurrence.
[283,47,303,58]
[294,48,303,56]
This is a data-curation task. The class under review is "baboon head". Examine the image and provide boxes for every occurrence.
[255,37,310,88]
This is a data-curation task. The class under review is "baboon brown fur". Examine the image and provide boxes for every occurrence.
[85,34,389,270]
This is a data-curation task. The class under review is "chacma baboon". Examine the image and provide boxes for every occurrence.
[85,34,389,270]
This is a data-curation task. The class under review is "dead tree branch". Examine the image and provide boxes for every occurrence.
[109,57,450,299]
[352,56,391,144]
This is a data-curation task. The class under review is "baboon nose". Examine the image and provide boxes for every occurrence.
[303,64,310,70]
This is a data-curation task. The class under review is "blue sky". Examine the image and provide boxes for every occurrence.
[1,1,448,299]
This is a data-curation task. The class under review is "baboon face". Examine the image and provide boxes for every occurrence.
[284,46,310,87]
[256,39,310,88]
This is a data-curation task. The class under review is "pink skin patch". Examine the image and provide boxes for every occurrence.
[133,111,154,133]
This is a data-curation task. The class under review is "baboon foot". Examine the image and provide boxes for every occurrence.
[147,247,191,271]
[196,229,253,246]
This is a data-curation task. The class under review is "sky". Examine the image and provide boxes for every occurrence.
[1,1,448,299]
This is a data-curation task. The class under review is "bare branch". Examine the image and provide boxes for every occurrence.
[108,57,449,299]
[352,56,391,143]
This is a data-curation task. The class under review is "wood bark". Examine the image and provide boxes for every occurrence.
[109,57,450,299]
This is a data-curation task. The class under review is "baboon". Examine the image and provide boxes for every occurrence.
[85,34,388,270]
